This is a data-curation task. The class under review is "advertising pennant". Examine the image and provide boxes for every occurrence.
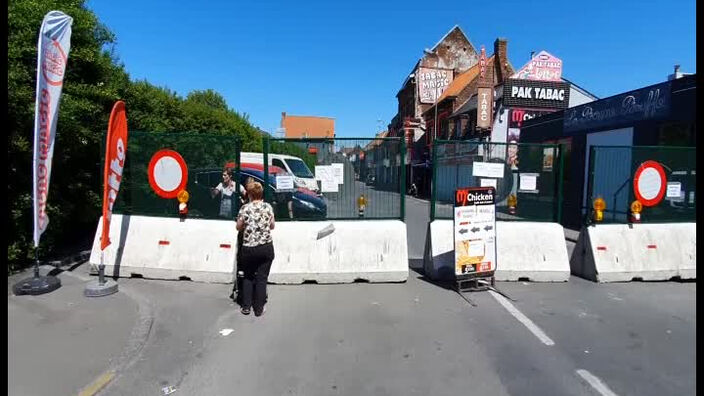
[101,101,129,250]
[33,11,73,247]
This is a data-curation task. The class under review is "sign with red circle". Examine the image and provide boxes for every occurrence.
[633,160,667,207]
[148,149,188,199]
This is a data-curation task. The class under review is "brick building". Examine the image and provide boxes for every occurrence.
[421,39,513,143]
[387,25,480,195]
[280,112,335,162]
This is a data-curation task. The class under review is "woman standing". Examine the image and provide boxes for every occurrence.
[211,168,237,219]
[236,181,275,316]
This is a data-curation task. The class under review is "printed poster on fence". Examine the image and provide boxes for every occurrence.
[332,163,344,184]
[315,165,338,192]
[454,187,496,278]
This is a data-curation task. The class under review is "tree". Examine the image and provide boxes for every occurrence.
[8,0,130,270]
[7,0,268,271]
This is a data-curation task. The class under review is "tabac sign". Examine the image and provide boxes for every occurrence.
[512,50,563,81]
[503,79,570,109]
[476,87,493,129]
[417,67,454,104]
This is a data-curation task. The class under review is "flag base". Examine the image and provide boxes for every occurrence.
[12,275,61,296]
[84,279,118,297]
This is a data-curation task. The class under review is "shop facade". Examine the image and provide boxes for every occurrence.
[520,74,696,228]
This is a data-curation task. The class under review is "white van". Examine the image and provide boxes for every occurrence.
[240,152,319,193]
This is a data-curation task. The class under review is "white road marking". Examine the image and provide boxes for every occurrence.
[219,328,234,336]
[489,290,555,346]
[576,369,619,396]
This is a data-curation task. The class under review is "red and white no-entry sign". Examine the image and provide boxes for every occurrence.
[633,160,666,207]
[148,149,188,199]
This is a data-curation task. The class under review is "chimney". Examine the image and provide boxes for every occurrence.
[674,64,680,74]
[280,112,287,129]
[530,51,535,59]
[494,38,508,82]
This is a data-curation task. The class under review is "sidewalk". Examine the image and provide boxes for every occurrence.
[8,263,142,396]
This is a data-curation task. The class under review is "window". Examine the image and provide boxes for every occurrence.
[272,159,286,171]
[284,158,314,178]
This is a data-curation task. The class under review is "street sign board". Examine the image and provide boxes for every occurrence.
[454,187,497,279]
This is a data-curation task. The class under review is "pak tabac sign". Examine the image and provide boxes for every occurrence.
[503,79,570,109]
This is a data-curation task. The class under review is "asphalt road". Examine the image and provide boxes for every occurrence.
[87,268,694,396]
[7,186,695,396]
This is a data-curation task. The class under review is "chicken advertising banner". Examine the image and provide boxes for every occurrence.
[454,187,497,278]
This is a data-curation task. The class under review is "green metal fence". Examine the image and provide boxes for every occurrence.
[263,137,406,221]
[111,131,241,220]
[108,132,406,222]
[430,140,564,222]
[586,145,695,224]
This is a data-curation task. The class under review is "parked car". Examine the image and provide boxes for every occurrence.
[190,166,326,220]
[240,152,320,194]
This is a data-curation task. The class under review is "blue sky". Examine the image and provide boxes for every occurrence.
[87,0,695,138]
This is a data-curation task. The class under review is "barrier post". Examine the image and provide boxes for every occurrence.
[585,145,596,225]
[556,143,565,224]
[263,136,270,203]
[430,142,438,221]
[235,140,241,212]
[400,136,406,222]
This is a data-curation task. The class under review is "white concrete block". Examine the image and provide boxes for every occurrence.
[90,215,408,284]
[424,220,570,282]
[572,223,696,282]
[90,215,237,283]
[268,220,408,284]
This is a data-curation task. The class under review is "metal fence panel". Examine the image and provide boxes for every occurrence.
[264,137,404,221]
[586,145,695,224]
[110,131,241,220]
[431,140,563,222]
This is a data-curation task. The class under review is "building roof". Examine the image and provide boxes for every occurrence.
[364,131,389,150]
[420,55,494,117]
[428,25,476,54]
[397,25,477,97]
[281,114,335,138]
[560,77,599,100]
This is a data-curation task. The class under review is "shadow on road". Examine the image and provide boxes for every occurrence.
[409,259,456,291]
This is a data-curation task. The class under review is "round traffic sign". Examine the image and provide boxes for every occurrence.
[633,160,666,207]
[148,149,188,199]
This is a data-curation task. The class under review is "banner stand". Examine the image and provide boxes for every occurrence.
[451,186,516,305]
[84,251,118,297]
[84,100,128,297]
[13,10,74,296]
[12,249,61,296]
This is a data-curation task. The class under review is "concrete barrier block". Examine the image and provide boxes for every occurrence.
[573,223,696,282]
[90,215,408,284]
[89,215,237,283]
[423,220,570,282]
[268,220,408,284]
[495,222,570,282]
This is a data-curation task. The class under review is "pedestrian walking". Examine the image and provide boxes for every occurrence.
[236,181,275,316]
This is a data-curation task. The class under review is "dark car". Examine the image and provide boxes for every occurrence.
[190,167,327,220]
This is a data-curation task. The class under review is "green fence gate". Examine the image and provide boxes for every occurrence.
[585,145,696,224]
[430,140,564,222]
[262,137,406,221]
